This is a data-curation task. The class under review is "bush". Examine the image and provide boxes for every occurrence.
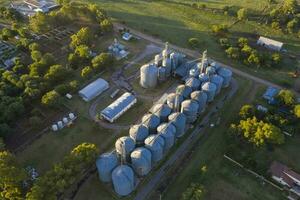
[211,24,228,36]
[41,90,61,107]
[188,38,200,48]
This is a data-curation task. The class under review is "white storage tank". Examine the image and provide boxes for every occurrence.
[57,121,63,129]
[63,117,68,124]
[115,136,135,158]
[144,135,165,163]
[185,77,201,91]
[217,67,232,87]
[96,152,118,182]
[112,165,135,196]
[52,124,58,131]
[157,123,176,151]
[166,93,184,111]
[151,104,172,123]
[201,82,217,102]
[130,147,152,176]
[191,90,208,113]
[189,68,200,78]
[162,58,172,77]
[205,66,216,76]
[129,124,149,145]
[142,114,160,134]
[210,62,221,71]
[198,73,209,84]
[181,100,199,124]
[170,52,179,71]
[154,54,161,66]
[168,112,187,138]
[140,64,158,88]
[69,112,75,120]
[176,84,192,99]
[210,74,224,94]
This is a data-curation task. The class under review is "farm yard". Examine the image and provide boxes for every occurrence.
[0,0,300,200]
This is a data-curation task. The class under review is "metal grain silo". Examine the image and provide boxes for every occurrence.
[170,52,179,71]
[115,136,135,158]
[176,84,192,99]
[211,74,224,94]
[205,66,216,76]
[166,93,184,111]
[130,147,152,176]
[144,134,165,163]
[168,112,186,138]
[142,114,160,134]
[158,67,166,82]
[151,104,172,122]
[189,68,200,78]
[210,62,221,71]
[185,77,201,91]
[112,165,135,196]
[129,124,149,145]
[190,90,208,113]
[162,58,172,77]
[181,99,199,124]
[96,152,118,183]
[217,67,232,87]
[201,82,217,102]
[157,123,176,151]
[140,64,158,88]
[154,54,161,66]
[198,73,209,84]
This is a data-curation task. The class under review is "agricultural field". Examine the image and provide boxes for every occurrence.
[87,0,300,88]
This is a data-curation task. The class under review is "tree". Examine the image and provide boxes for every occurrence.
[44,65,68,84]
[247,50,260,67]
[29,12,51,33]
[271,53,281,65]
[29,42,40,52]
[29,116,42,127]
[70,27,93,48]
[287,18,298,33]
[277,89,295,106]
[0,123,11,138]
[41,90,61,107]
[238,37,248,47]
[271,21,281,30]
[239,104,255,119]
[219,38,230,48]
[182,183,204,200]
[81,66,93,78]
[31,50,42,62]
[100,19,113,33]
[211,24,228,36]
[188,38,200,48]
[294,105,300,118]
[75,45,91,60]
[237,8,248,20]
[91,53,113,71]
[225,47,240,59]
[0,138,5,151]
[0,151,27,200]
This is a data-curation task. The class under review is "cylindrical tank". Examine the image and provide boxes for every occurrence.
[210,62,221,71]
[198,73,209,84]
[205,66,216,76]
[129,124,149,145]
[190,90,208,113]
[166,93,184,111]
[181,100,199,124]
[63,117,68,124]
[130,147,152,176]
[151,104,172,122]
[201,82,217,102]
[112,165,135,196]
[115,136,135,157]
[144,135,165,163]
[176,84,192,99]
[154,54,161,66]
[52,124,58,131]
[168,112,186,138]
[210,74,224,94]
[157,123,176,151]
[158,67,166,82]
[140,64,158,88]
[170,52,178,71]
[57,121,63,129]
[69,112,75,120]
[96,152,118,182]
[217,67,232,87]
[142,114,160,134]
[162,58,172,77]
[189,68,200,78]
[185,77,201,91]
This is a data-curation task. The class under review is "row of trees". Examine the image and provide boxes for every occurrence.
[0,7,22,22]
[220,37,282,68]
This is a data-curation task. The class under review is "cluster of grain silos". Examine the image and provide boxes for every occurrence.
[140,42,184,88]
[96,49,233,197]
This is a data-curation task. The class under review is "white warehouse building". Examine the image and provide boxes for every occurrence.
[79,78,109,102]
[101,92,137,123]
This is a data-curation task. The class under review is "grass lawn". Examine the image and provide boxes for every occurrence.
[161,77,285,200]
[85,0,299,88]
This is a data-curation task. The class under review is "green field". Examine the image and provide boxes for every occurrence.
[84,0,299,88]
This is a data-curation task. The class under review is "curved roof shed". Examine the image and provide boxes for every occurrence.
[79,78,109,102]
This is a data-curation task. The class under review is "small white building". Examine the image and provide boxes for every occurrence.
[257,36,283,52]
[78,78,109,102]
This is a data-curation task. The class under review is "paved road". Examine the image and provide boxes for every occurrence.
[114,23,300,96]
[134,79,238,200]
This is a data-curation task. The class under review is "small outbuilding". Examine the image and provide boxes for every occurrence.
[263,86,279,103]
[257,36,283,52]
[101,92,137,123]
[78,78,109,102]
